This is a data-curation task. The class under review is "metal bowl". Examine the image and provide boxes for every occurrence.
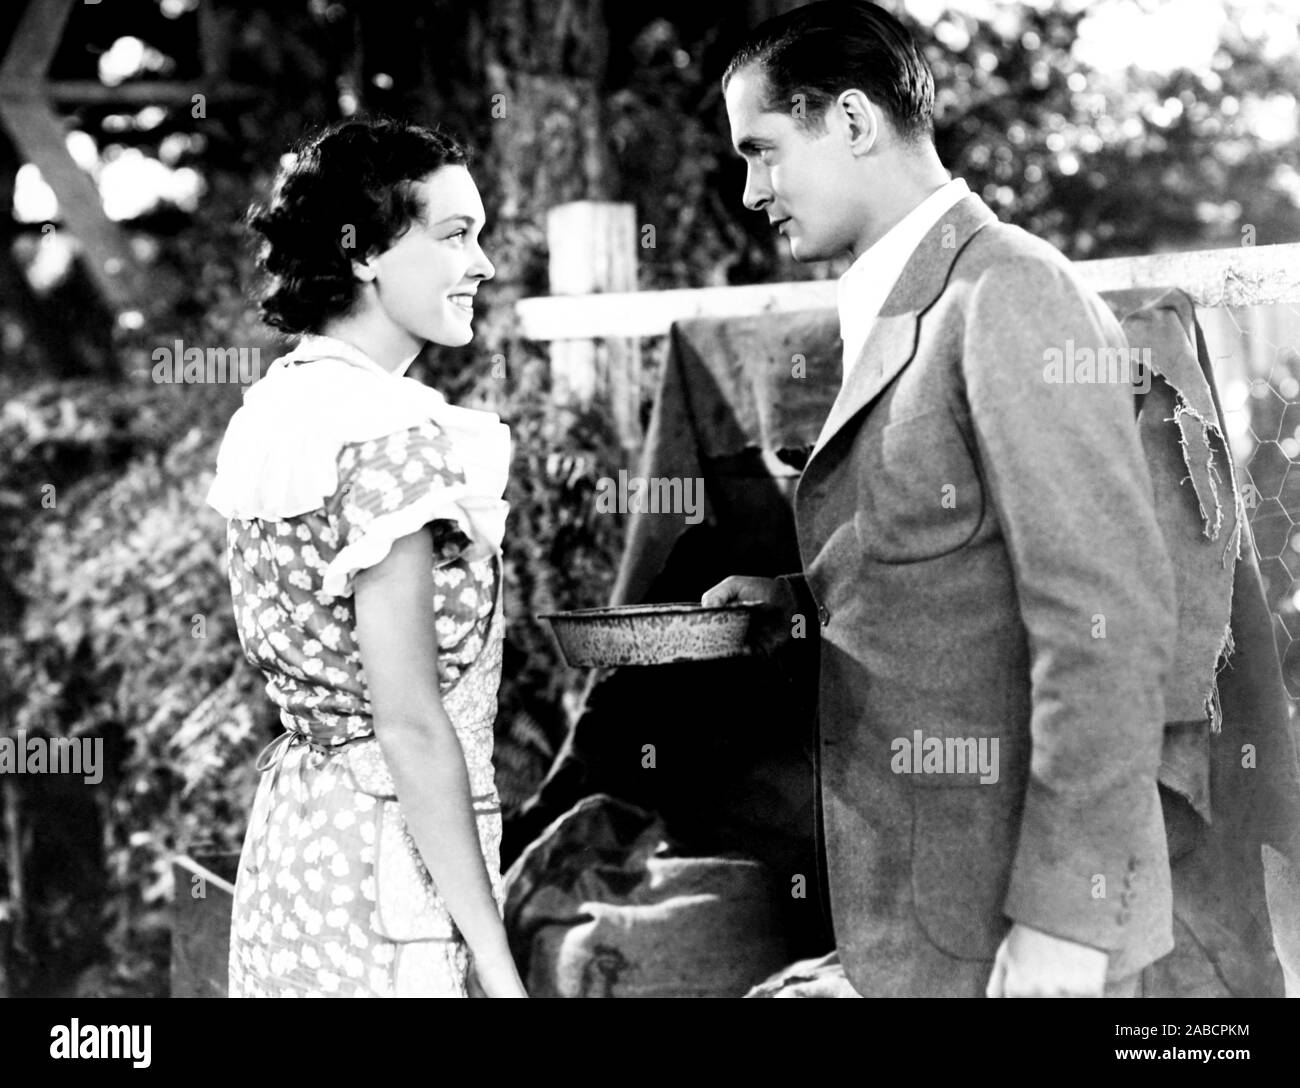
[538,602,761,667]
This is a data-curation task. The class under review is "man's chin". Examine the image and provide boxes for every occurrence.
[787,236,828,263]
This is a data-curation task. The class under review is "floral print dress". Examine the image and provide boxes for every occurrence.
[205,335,512,997]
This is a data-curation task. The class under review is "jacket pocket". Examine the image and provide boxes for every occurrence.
[910,783,1018,959]
[854,407,985,563]
[884,642,1019,792]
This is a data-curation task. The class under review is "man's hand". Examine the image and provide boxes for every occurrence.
[701,575,798,655]
[985,922,1109,997]
[701,575,791,611]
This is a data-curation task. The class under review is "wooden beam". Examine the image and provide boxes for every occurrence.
[1076,243,1300,309]
[517,279,836,340]
[0,0,77,85]
[0,95,140,312]
[516,241,1300,342]
[197,0,236,79]
[40,81,263,105]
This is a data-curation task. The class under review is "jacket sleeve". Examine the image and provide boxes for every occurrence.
[776,572,818,624]
[961,256,1178,974]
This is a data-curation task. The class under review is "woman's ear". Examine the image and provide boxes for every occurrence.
[351,255,378,283]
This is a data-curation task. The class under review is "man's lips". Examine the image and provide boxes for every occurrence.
[771,217,791,233]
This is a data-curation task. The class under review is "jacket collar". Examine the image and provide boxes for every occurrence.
[804,193,998,474]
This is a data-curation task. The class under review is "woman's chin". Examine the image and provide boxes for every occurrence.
[422,321,475,347]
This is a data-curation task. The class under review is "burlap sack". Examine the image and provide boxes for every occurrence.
[504,795,790,998]
[744,951,862,998]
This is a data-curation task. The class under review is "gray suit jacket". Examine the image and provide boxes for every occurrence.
[783,193,1180,994]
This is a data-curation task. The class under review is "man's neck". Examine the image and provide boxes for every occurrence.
[847,152,954,262]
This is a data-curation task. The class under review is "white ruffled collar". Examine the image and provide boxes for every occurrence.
[280,333,425,381]
[205,335,511,548]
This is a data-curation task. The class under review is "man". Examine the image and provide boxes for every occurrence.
[703,1,1179,997]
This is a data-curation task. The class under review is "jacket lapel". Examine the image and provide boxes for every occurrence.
[804,194,999,473]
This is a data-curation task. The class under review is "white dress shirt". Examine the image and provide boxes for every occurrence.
[836,177,971,380]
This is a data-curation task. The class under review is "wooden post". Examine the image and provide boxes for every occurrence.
[545,200,641,454]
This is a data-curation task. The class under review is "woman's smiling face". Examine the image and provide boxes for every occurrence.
[365,164,495,348]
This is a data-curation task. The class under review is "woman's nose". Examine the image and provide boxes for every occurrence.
[471,242,495,282]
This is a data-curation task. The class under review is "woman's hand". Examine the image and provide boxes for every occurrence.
[473,946,529,998]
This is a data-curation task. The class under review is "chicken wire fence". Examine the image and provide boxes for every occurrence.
[1207,299,1300,708]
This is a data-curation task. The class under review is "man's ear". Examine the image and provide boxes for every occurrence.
[836,88,879,157]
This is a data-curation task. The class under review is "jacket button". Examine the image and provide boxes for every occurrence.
[818,605,830,626]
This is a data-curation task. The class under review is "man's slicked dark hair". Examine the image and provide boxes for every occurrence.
[722,0,935,144]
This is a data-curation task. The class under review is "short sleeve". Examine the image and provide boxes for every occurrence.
[321,420,476,597]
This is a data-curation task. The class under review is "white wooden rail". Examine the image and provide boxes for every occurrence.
[520,201,1299,457]
[518,232,1300,342]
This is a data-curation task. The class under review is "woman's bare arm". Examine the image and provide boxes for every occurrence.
[353,527,526,997]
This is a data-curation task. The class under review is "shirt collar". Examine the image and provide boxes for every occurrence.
[838,178,970,303]
[835,177,970,375]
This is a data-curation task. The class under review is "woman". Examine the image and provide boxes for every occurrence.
[206,118,526,997]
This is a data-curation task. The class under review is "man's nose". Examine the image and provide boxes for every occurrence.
[742,164,771,212]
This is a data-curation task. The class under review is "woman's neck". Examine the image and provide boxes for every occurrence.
[316,314,422,375]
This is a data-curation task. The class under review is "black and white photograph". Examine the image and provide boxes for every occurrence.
[0,0,1298,1053]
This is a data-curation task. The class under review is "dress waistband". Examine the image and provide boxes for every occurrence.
[254,727,336,773]
[255,703,373,768]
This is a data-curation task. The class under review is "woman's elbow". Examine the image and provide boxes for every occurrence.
[373,707,463,765]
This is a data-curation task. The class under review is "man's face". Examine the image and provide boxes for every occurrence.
[724,66,866,263]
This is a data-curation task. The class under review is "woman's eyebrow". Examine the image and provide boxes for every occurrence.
[430,213,481,228]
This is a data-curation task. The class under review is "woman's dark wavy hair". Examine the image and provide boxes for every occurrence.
[722,0,935,144]
[247,117,470,335]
